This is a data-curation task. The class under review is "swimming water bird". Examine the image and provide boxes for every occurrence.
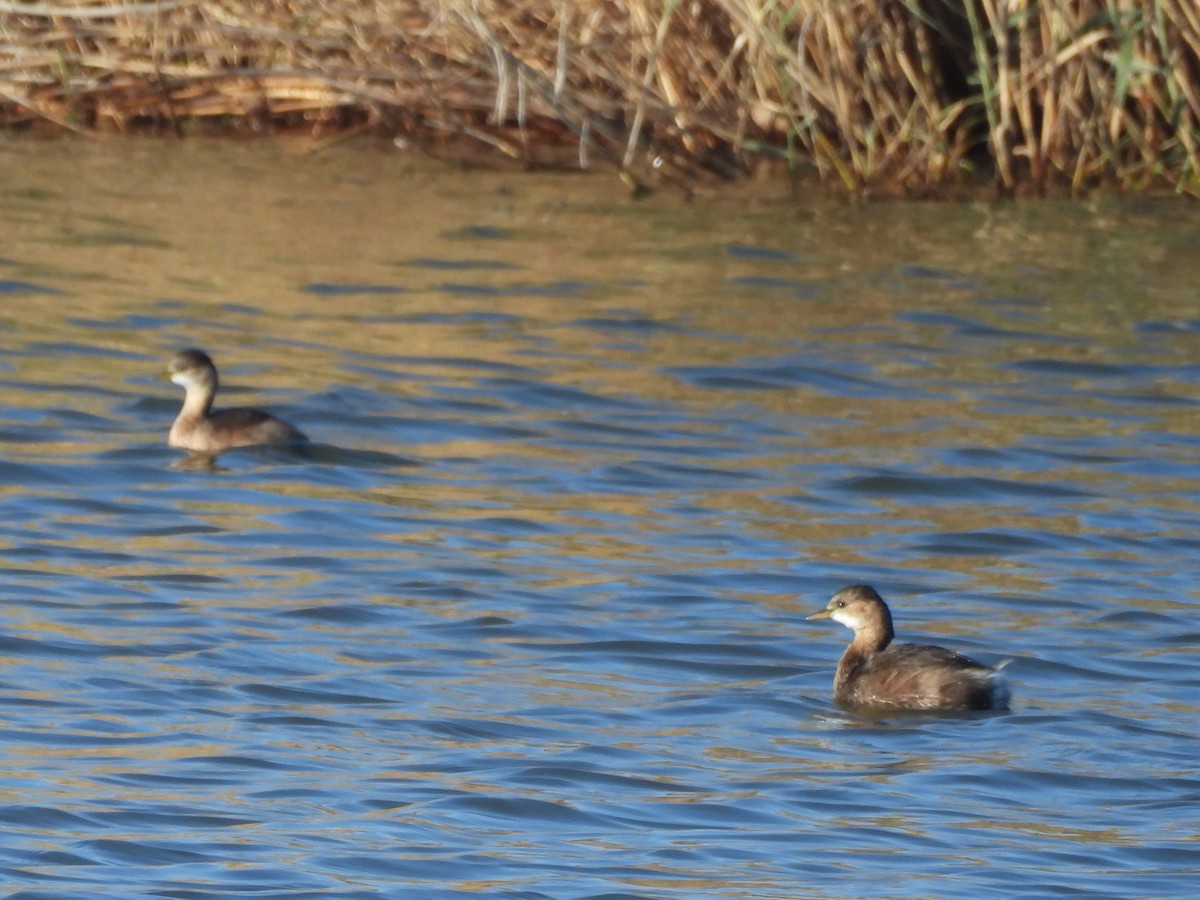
[166,348,307,456]
[807,584,1009,712]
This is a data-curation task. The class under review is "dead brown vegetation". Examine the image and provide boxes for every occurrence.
[2,1,1199,195]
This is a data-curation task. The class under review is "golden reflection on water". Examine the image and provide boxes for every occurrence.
[5,141,1200,898]
[2,141,1197,612]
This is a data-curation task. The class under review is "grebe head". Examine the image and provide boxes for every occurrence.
[167,348,217,392]
[806,584,894,637]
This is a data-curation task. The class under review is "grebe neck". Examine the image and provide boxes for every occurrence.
[179,381,215,418]
[850,620,893,656]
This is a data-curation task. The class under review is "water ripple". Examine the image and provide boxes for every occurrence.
[3,154,1200,899]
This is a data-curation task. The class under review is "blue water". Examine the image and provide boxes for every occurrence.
[2,142,1200,898]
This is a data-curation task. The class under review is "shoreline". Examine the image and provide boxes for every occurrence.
[3,1,1198,198]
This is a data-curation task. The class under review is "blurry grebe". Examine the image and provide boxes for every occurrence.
[166,348,307,455]
[807,584,1009,712]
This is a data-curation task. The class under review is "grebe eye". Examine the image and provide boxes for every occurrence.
[835,600,845,608]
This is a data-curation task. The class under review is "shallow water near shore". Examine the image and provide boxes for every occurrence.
[2,139,1200,898]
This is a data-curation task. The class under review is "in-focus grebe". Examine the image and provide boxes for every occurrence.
[166,348,307,456]
[808,584,1009,712]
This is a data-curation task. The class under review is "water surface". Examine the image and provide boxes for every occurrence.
[2,140,1199,898]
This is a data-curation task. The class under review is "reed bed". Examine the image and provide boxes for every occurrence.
[2,0,1199,195]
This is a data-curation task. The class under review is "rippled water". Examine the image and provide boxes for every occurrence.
[2,140,1200,898]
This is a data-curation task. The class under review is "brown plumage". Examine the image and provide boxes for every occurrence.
[166,348,307,456]
[807,584,1009,712]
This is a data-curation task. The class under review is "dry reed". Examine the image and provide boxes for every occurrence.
[2,0,1199,195]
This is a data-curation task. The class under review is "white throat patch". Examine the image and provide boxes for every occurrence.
[830,608,862,630]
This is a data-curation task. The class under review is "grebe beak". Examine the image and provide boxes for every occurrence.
[806,607,834,621]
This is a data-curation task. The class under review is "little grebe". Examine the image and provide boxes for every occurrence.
[808,584,1009,712]
[166,348,307,456]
